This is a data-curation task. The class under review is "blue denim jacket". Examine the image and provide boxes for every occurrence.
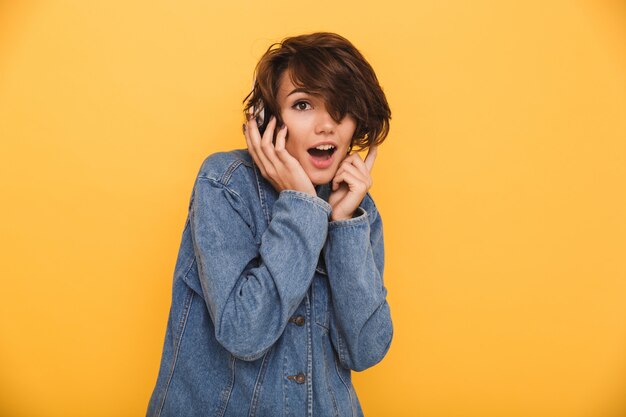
[147,149,393,417]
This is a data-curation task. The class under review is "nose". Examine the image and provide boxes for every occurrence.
[315,110,337,135]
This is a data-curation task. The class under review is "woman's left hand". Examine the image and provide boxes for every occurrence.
[328,146,377,221]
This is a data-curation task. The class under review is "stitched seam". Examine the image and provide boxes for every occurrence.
[194,176,257,239]
[328,207,379,230]
[335,328,349,367]
[334,358,356,417]
[196,176,244,201]
[328,217,369,230]
[222,159,244,184]
[281,192,332,213]
[197,156,247,187]
[313,279,329,331]
[323,332,340,417]
[215,355,236,417]
[306,292,313,417]
[252,162,271,226]
[248,347,273,417]
[179,256,197,289]
[154,288,194,417]
[315,321,330,331]
[283,347,291,416]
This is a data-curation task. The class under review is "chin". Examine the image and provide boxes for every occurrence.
[307,171,335,186]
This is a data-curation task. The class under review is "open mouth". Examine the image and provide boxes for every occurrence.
[307,144,336,160]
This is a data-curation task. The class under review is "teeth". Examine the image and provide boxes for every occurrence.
[315,144,335,151]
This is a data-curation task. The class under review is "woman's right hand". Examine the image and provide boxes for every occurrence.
[244,114,316,197]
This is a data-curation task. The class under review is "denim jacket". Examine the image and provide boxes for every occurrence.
[147,149,393,417]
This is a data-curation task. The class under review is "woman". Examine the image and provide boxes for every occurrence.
[147,32,393,417]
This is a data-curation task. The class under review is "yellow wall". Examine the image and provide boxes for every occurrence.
[1,1,625,416]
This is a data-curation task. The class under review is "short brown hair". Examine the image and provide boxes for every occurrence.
[243,32,391,151]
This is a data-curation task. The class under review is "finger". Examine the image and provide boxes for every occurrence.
[332,163,348,191]
[259,117,280,167]
[333,163,364,189]
[364,145,378,173]
[244,122,268,177]
[344,152,369,178]
[261,115,277,145]
[246,113,265,147]
[244,112,269,174]
[249,116,275,174]
[273,124,292,163]
[338,160,370,186]
[246,114,261,145]
[331,180,349,192]
[246,107,255,121]
[332,170,367,194]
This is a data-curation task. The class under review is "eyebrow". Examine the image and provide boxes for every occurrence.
[287,87,311,97]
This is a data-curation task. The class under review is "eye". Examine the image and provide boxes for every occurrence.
[293,101,312,111]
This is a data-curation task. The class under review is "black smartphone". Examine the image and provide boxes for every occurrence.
[252,99,282,143]
[252,99,271,136]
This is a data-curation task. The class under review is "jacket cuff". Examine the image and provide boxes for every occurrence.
[328,207,368,229]
[278,190,333,216]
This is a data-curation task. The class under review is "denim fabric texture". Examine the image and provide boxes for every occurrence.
[146,149,393,417]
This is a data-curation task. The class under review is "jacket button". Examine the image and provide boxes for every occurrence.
[287,373,306,384]
[291,315,305,326]
[295,373,306,384]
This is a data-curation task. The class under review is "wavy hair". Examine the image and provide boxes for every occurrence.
[243,32,391,151]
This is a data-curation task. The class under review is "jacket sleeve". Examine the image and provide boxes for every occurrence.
[323,203,393,371]
[189,176,331,361]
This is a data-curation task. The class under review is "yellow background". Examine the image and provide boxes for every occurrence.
[1,1,625,416]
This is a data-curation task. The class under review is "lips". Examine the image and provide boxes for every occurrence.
[307,147,336,159]
[307,143,337,169]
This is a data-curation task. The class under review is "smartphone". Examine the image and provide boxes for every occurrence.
[252,98,280,143]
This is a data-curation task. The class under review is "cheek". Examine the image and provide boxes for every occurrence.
[284,133,303,159]
[284,125,304,153]
[343,123,357,142]
[337,119,356,146]
[285,137,296,155]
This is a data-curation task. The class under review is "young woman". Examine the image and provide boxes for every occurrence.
[147,32,393,417]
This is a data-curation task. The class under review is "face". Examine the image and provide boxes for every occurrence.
[276,71,356,186]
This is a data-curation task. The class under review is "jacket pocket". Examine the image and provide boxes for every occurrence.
[312,274,329,330]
